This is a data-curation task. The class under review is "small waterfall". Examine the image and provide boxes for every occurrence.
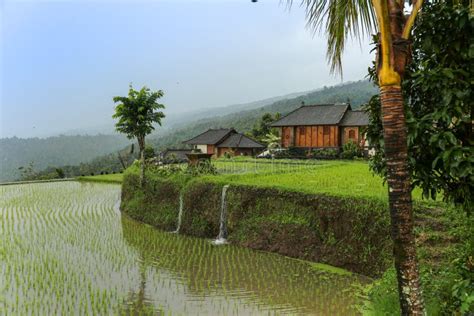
[213,185,230,245]
[173,193,184,234]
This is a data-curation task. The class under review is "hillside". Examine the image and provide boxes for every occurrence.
[0,134,130,182]
[149,80,377,150]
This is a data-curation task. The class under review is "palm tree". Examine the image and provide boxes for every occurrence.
[286,0,426,314]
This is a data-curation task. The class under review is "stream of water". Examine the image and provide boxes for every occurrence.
[173,192,184,234]
[0,182,369,315]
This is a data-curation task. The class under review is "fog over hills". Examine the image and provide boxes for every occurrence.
[37,88,317,137]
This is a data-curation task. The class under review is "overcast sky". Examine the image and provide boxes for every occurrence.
[0,0,374,138]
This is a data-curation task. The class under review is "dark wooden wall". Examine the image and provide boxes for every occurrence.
[280,126,340,148]
[280,126,339,147]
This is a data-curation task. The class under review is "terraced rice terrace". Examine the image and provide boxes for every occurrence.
[1,182,369,314]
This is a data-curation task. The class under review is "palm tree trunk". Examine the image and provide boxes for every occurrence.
[380,85,425,314]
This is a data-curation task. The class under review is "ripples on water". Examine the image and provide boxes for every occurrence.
[0,182,368,315]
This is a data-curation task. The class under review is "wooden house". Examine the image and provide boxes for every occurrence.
[183,128,265,158]
[270,103,369,149]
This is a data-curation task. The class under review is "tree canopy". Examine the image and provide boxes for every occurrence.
[364,1,473,212]
[112,85,166,141]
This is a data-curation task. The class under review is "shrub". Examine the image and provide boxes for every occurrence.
[185,160,218,176]
[312,148,339,159]
[144,145,155,159]
[341,140,362,160]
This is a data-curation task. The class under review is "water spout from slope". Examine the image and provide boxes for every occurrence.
[173,193,184,234]
[213,184,230,245]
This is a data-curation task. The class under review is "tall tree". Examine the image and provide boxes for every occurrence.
[250,112,281,142]
[287,0,428,313]
[113,85,165,186]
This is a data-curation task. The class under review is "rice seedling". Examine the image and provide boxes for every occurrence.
[0,181,369,315]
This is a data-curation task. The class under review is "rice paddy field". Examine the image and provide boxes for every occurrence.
[206,159,427,201]
[0,181,370,315]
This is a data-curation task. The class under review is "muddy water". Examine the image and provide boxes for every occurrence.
[0,182,369,315]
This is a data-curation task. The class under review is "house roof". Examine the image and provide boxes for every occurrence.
[340,110,369,126]
[217,133,265,148]
[270,104,350,127]
[160,149,192,161]
[182,128,236,145]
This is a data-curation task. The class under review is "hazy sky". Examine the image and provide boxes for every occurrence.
[0,0,374,138]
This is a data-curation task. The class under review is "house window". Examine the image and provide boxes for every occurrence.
[299,127,306,135]
[323,126,330,135]
[349,129,356,139]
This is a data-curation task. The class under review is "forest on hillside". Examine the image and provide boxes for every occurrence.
[0,135,130,181]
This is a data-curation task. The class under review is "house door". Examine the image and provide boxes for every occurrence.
[282,127,292,147]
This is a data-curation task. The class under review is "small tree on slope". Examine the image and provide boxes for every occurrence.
[113,85,165,186]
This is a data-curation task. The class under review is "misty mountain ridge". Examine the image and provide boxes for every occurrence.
[22,88,320,138]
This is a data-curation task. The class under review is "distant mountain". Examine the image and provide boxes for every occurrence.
[0,134,131,182]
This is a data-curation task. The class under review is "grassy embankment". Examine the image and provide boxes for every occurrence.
[82,159,472,314]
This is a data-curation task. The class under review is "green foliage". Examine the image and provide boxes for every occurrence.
[364,2,473,211]
[366,205,474,315]
[341,140,362,160]
[18,162,37,181]
[55,168,65,179]
[311,148,340,159]
[112,85,165,142]
[144,145,155,159]
[122,167,189,231]
[261,131,280,150]
[185,160,218,176]
[250,112,280,143]
[294,0,374,74]
[405,2,473,212]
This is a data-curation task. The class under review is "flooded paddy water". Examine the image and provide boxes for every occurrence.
[0,182,370,315]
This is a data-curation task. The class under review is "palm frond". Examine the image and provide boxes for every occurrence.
[287,0,376,75]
